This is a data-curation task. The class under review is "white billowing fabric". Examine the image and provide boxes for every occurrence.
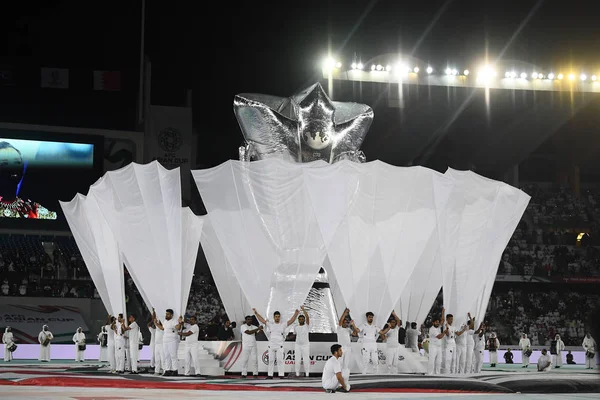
[442,169,530,326]
[308,161,453,327]
[200,216,249,324]
[192,159,341,319]
[86,161,202,316]
[60,194,126,317]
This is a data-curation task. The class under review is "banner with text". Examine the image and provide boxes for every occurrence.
[0,304,89,344]
[145,105,192,200]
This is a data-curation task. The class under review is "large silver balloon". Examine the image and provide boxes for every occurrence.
[234,83,373,163]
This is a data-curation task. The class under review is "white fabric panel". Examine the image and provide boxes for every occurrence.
[200,215,250,323]
[60,194,126,317]
[309,161,451,327]
[88,162,184,316]
[181,207,204,315]
[192,159,338,321]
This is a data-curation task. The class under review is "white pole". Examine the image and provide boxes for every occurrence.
[137,0,146,125]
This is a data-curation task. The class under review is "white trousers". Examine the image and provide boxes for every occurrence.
[240,345,258,376]
[154,342,164,373]
[552,353,562,367]
[150,341,155,367]
[427,345,442,374]
[107,343,116,371]
[456,345,467,373]
[184,343,201,375]
[340,346,353,372]
[522,350,529,366]
[386,346,400,373]
[444,345,457,373]
[39,344,51,361]
[129,345,139,372]
[473,348,484,373]
[125,346,131,371]
[465,344,474,373]
[586,355,595,368]
[4,345,13,361]
[75,346,85,362]
[295,343,310,376]
[268,344,285,377]
[490,351,498,365]
[322,369,350,391]
[99,345,108,362]
[361,343,378,374]
[162,340,179,371]
[115,342,126,371]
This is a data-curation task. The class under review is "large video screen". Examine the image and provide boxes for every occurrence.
[0,130,102,229]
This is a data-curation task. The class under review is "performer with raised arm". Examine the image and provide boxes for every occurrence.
[293,306,311,377]
[443,313,467,374]
[121,315,140,374]
[473,321,486,373]
[337,308,358,373]
[72,327,86,362]
[152,315,165,376]
[254,307,297,379]
[427,313,446,375]
[519,333,531,368]
[458,313,474,373]
[153,308,183,376]
[240,315,263,378]
[358,312,381,374]
[406,322,421,353]
[38,325,53,362]
[104,315,116,373]
[379,311,401,374]
[582,332,596,369]
[113,314,126,373]
[147,317,156,370]
[179,315,202,377]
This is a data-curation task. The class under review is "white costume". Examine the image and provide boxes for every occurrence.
[38,327,54,362]
[149,325,156,368]
[294,323,310,377]
[406,327,420,353]
[114,323,126,372]
[455,326,467,373]
[322,355,350,392]
[123,330,131,371]
[519,335,531,367]
[537,353,551,372]
[384,326,400,374]
[443,324,458,373]
[551,335,565,368]
[266,320,286,377]
[473,331,485,373]
[240,323,259,376]
[3,328,14,362]
[127,321,140,373]
[105,324,116,372]
[488,334,500,366]
[358,322,380,374]
[154,325,165,374]
[98,327,108,362]
[183,324,201,376]
[427,325,443,374]
[162,318,179,373]
[72,329,86,362]
[465,329,475,373]
[337,325,353,371]
[582,335,596,369]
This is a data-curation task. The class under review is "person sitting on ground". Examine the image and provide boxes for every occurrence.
[504,348,514,364]
[322,344,350,393]
[537,349,551,372]
[566,350,575,364]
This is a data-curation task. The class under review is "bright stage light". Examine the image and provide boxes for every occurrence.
[445,68,452,75]
[548,73,555,80]
[505,71,512,78]
[451,69,458,76]
[357,63,364,70]
[371,64,376,71]
[580,74,587,81]
[520,72,527,79]
[426,66,433,74]
[532,72,539,79]
[351,63,357,69]
[558,73,564,80]
[322,57,337,70]
[592,75,597,81]
[386,65,392,71]
[376,64,383,71]
[464,69,470,76]
[335,62,342,68]
[538,74,544,79]
[568,74,575,81]
[414,67,420,73]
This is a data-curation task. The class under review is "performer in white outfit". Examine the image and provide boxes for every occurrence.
[551,334,565,368]
[443,313,467,374]
[179,315,202,376]
[464,317,476,374]
[122,315,140,373]
[153,320,165,375]
[582,333,596,369]
[38,325,53,362]
[3,327,15,362]
[537,349,551,372]
[240,315,263,378]
[147,319,156,369]
[487,332,500,367]
[337,308,358,373]
[72,327,86,362]
[473,322,486,373]
[113,314,126,373]
[98,326,108,362]
[105,316,116,372]
[457,314,474,373]
[380,311,401,374]
[321,344,350,393]
[519,333,531,368]
[254,308,296,378]
[406,322,421,353]
[427,316,445,374]
[293,306,311,377]
[154,308,182,376]
[358,312,381,374]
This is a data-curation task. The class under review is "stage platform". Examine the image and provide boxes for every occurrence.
[0,361,597,399]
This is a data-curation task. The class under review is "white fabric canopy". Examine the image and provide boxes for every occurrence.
[60,194,126,317]
[181,207,205,315]
[442,169,530,325]
[192,159,342,322]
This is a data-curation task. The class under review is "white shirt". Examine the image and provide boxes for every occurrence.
[155,326,164,344]
[583,336,596,353]
[321,356,342,387]
[105,325,115,345]
[519,337,531,350]
[538,354,551,370]
[456,329,467,347]
[38,330,54,344]
[429,326,443,347]
[294,323,310,346]
[406,328,420,348]
[385,327,399,348]
[184,324,199,344]
[266,321,286,346]
[241,324,258,347]
[336,326,352,347]
[474,332,486,350]
[128,321,140,344]
[115,324,125,344]
[149,326,156,346]
[358,323,380,344]
[73,332,85,344]
[2,332,14,345]
[162,318,179,342]
[444,324,457,346]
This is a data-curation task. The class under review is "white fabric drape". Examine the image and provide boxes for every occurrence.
[60,194,126,317]
[181,207,204,315]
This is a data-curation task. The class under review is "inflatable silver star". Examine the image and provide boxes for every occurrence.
[234,83,373,163]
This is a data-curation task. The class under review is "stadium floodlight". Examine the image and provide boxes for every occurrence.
[548,73,555,80]
[322,57,337,70]
[451,69,458,76]
[335,62,342,69]
[371,64,376,71]
[532,72,539,79]
[568,74,575,81]
[445,68,452,75]
[426,66,433,74]
[537,73,544,79]
[351,63,357,70]
[557,73,564,80]
[386,65,392,72]
[413,67,420,73]
[357,63,364,70]
[464,69,470,76]
[376,64,383,71]
[592,75,597,81]
[505,71,512,78]
[520,72,527,79]
[580,74,587,81]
